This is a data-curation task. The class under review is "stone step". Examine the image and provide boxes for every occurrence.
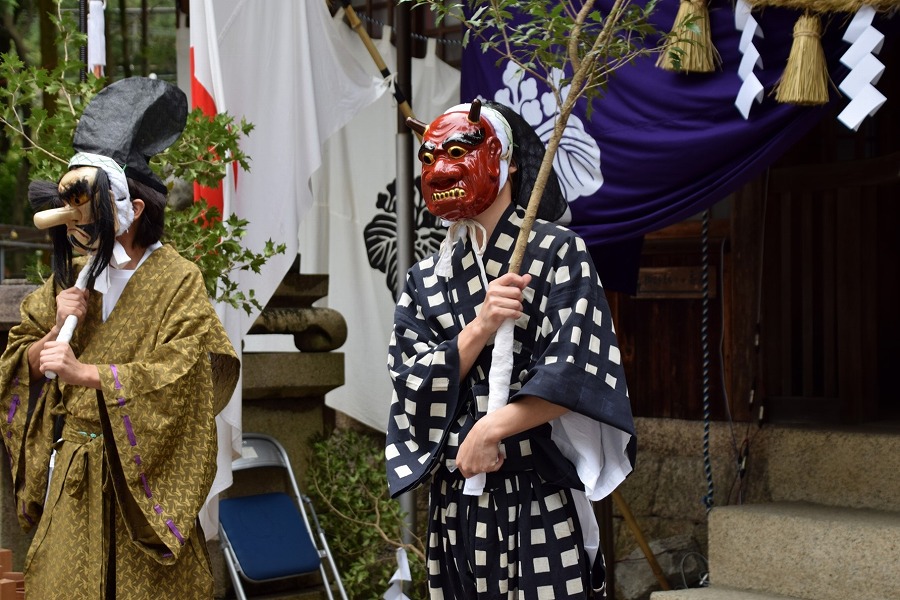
[651,586,801,600]
[765,425,900,512]
[707,502,900,600]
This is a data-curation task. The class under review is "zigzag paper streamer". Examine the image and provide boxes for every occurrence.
[838,5,886,131]
[734,0,765,119]
[383,548,412,600]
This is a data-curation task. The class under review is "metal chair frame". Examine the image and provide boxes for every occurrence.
[218,432,348,600]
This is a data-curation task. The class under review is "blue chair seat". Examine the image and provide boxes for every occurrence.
[219,492,321,581]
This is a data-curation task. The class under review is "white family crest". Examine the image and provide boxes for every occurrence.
[493,61,603,204]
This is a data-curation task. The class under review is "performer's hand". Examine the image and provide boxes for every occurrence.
[56,287,90,330]
[476,273,531,336]
[39,341,99,388]
[456,398,570,478]
[456,413,505,479]
[458,273,533,382]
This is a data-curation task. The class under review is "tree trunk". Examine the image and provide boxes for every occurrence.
[39,0,58,113]
[119,0,131,77]
[141,0,148,75]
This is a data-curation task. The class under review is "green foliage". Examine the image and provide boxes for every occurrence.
[0,28,104,178]
[0,146,24,223]
[404,0,665,115]
[165,202,285,315]
[165,108,254,190]
[0,0,281,314]
[307,429,426,600]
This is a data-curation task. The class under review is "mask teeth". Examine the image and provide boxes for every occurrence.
[432,188,466,202]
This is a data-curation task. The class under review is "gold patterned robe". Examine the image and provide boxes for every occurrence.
[0,244,239,599]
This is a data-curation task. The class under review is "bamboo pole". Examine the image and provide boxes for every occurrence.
[335,1,421,140]
[612,490,672,591]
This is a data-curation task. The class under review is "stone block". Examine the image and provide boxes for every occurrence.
[615,533,704,600]
[249,307,347,351]
[710,502,900,600]
[242,352,344,399]
[765,425,900,512]
[618,455,661,516]
[0,281,36,329]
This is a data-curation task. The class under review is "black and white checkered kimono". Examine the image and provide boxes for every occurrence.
[386,204,636,599]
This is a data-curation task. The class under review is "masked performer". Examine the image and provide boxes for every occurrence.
[0,77,239,599]
[385,100,636,599]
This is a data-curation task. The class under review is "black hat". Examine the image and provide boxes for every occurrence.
[73,77,188,194]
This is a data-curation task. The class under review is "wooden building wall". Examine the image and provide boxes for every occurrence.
[617,42,899,426]
[758,154,900,424]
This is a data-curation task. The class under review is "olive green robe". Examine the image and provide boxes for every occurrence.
[0,244,239,599]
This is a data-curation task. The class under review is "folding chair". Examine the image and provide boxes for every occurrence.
[218,433,348,600]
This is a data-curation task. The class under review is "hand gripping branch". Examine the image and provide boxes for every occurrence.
[45,254,94,380]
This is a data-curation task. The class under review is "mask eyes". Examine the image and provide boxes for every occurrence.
[58,178,94,207]
[63,192,93,208]
[447,145,467,159]
[420,145,469,165]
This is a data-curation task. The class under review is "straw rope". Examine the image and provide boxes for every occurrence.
[746,0,898,12]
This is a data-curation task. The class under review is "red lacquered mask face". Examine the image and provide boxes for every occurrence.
[418,110,503,221]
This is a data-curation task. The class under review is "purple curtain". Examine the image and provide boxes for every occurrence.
[460,2,897,291]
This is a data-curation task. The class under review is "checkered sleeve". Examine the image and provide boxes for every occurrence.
[515,228,634,436]
[385,267,466,498]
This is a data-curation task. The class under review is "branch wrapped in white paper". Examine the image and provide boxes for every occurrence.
[462,318,515,496]
[87,1,106,76]
[45,254,95,380]
[383,547,412,600]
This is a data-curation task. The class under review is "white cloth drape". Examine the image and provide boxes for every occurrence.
[189,0,385,538]
[305,17,460,432]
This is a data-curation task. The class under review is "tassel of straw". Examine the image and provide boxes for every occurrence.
[774,13,831,105]
[657,0,721,73]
